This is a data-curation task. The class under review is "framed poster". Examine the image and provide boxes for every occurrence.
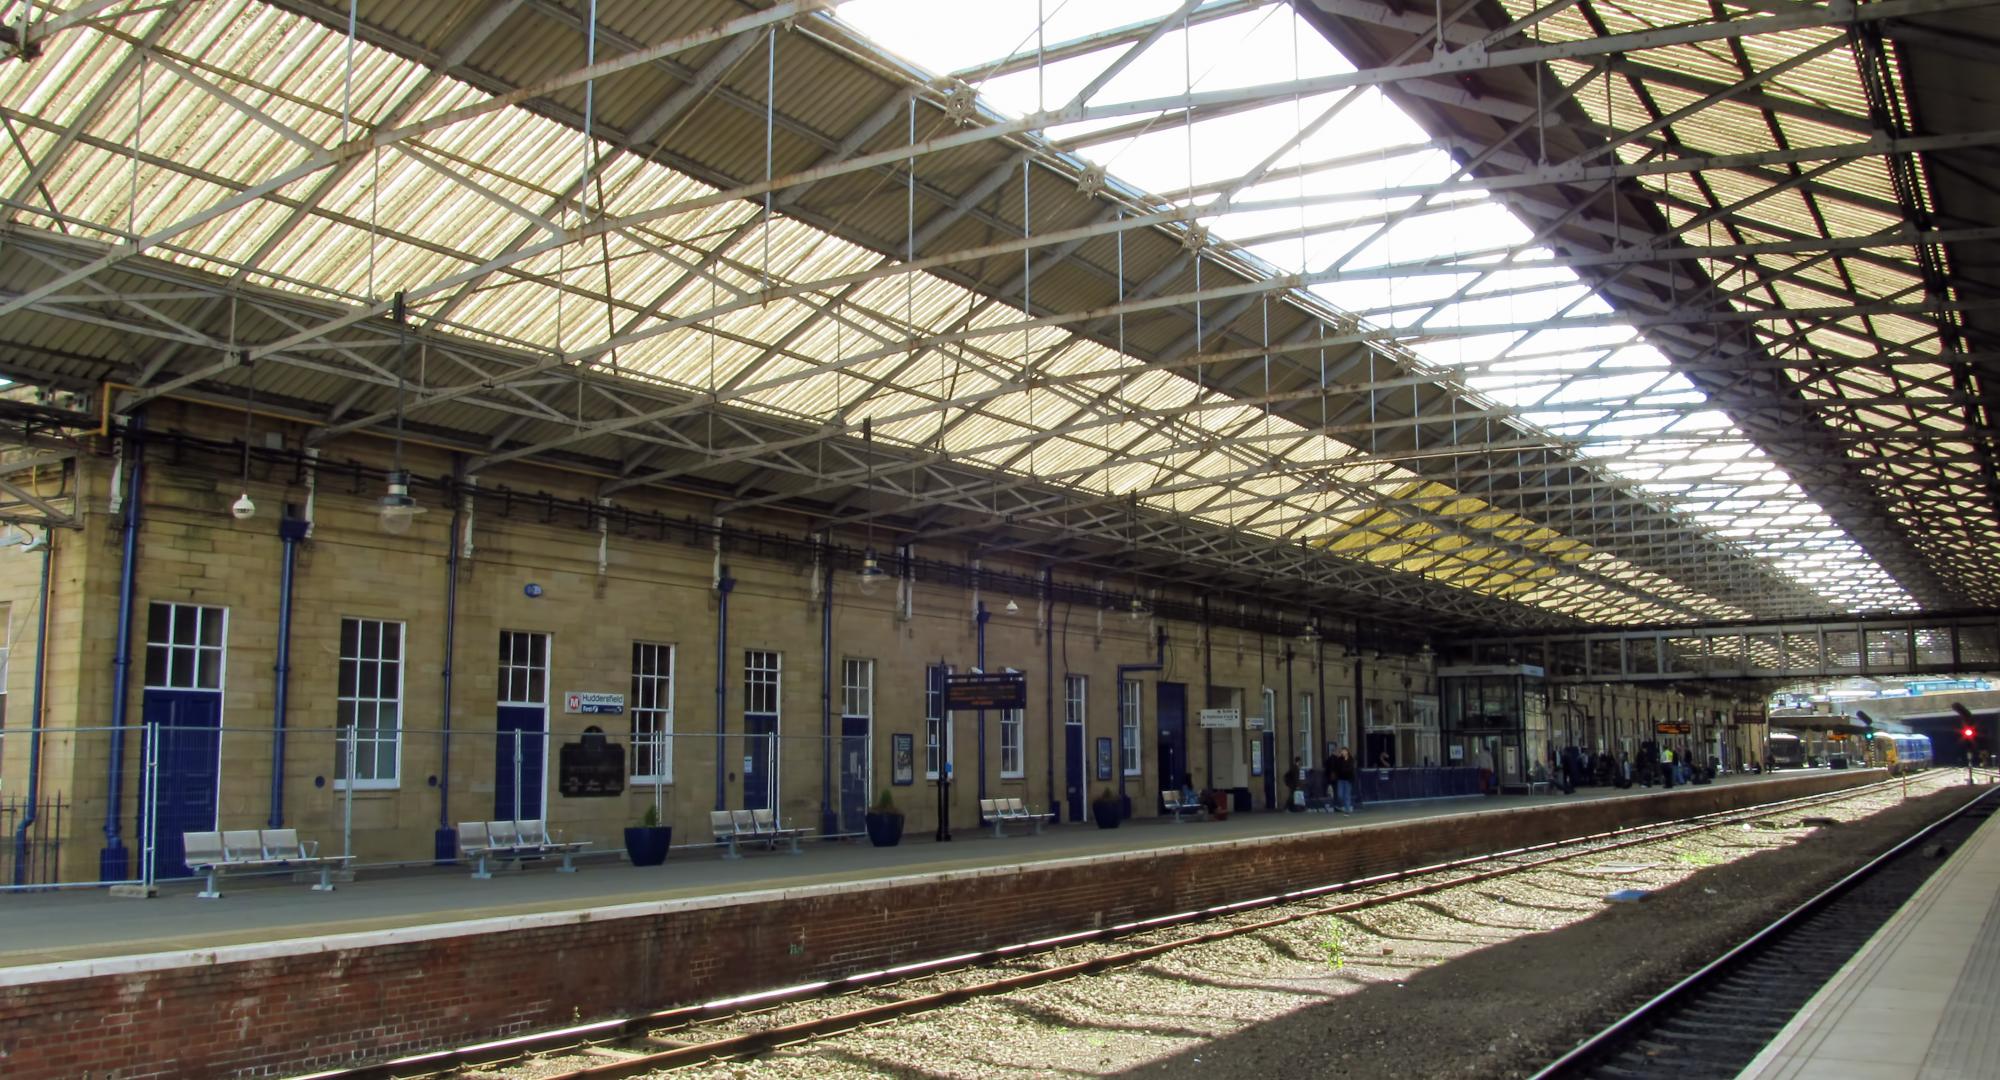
[891,733,915,786]
[1095,736,1113,781]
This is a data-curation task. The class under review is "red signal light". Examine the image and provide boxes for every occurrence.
[1963,726,1977,741]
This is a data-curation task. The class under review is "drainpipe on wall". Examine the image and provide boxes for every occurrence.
[12,528,52,884]
[100,415,144,883]
[436,476,467,862]
[1042,566,1054,821]
[1201,595,1213,790]
[820,543,836,837]
[267,513,307,828]
[714,564,734,813]
[975,599,989,802]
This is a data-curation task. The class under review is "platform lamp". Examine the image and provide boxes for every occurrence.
[856,417,888,596]
[377,292,426,536]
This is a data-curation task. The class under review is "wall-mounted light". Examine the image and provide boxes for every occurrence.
[523,582,544,598]
[1004,597,1020,615]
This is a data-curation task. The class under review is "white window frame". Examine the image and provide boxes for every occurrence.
[1299,691,1315,766]
[1120,678,1142,777]
[630,641,675,784]
[842,658,874,719]
[1261,686,1277,737]
[1336,696,1352,751]
[1064,674,1086,729]
[336,617,404,790]
[498,629,549,707]
[745,649,781,716]
[997,667,1025,779]
[144,602,227,691]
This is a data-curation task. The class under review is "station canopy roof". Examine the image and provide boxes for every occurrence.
[2,0,1997,636]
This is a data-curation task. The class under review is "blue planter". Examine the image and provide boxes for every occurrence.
[865,811,904,847]
[623,826,672,866]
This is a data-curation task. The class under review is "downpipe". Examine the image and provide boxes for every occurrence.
[267,515,307,827]
[11,528,52,884]
[437,486,464,861]
[975,600,989,802]
[820,546,836,837]
[101,416,144,882]
[714,567,734,812]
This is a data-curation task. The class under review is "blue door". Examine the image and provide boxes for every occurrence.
[495,705,546,820]
[839,714,869,832]
[1065,721,1084,821]
[142,690,222,881]
[744,714,776,810]
[1158,682,1187,811]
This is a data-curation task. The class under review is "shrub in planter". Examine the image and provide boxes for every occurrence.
[623,802,672,867]
[865,788,905,847]
[1090,788,1122,828]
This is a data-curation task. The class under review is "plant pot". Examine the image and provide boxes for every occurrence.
[864,811,905,847]
[1091,801,1121,828]
[623,825,672,867]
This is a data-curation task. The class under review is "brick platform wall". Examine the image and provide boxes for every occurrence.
[0,771,1875,1079]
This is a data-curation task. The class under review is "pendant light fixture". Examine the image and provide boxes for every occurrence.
[230,350,257,520]
[377,292,426,535]
[856,416,886,594]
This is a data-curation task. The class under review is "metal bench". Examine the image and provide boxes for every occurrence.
[711,809,806,856]
[457,819,588,879]
[183,828,352,899]
[1160,791,1207,822]
[749,808,807,854]
[978,798,1051,837]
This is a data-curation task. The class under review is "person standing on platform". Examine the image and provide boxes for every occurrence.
[1475,747,1495,796]
[1283,758,1305,812]
[1333,746,1358,814]
[1661,744,1676,789]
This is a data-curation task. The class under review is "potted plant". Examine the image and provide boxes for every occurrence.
[864,787,905,847]
[1090,788,1122,829]
[623,802,672,866]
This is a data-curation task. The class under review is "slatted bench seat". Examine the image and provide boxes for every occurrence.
[710,809,808,857]
[456,819,589,879]
[979,797,1052,837]
[1160,791,1207,822]
[183,828,353,899]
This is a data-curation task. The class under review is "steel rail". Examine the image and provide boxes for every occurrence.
[320,776,1918,1080]
[1529,782,2000,1079]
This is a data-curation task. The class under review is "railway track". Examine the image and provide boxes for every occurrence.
[1534,782,1998,1079]
[322,777,1942,1080]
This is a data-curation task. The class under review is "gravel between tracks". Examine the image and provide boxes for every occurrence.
[487,778,1978,1080]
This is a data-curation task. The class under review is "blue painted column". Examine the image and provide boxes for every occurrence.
[975,601,989,801]
[100,417,144,882]
[714,570,734,812]
[267,515,308,827]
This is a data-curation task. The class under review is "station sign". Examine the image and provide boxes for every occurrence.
[1199,707,1242,730]
[1654,721,1691,735]
[564,691,625,715]
[945,672,1028,710]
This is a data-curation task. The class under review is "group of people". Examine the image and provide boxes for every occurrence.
[1280,747,1359,814]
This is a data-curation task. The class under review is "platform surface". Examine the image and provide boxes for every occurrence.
[0,771,1796,972]
[1739,788,2000,1080]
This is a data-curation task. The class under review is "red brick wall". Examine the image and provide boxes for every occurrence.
[0,772,1873,1079]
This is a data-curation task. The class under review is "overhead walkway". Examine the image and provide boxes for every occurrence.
[1451,611,2000,683]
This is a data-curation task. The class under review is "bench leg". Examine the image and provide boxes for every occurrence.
[723,836,741,860]
[312,864,336,893]
[785,832,802,855]
[471,853,493,880]
[198,868,223,900]
[558,850,578,873]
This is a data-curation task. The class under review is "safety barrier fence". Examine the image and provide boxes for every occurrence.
[0,722,876,892]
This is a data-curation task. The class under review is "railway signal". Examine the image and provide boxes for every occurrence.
[1952,703,1979,785]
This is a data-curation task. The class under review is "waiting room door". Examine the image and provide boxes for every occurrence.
[496,631,549,821]
[139,601,226,882]
[1157,682,1187,808]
